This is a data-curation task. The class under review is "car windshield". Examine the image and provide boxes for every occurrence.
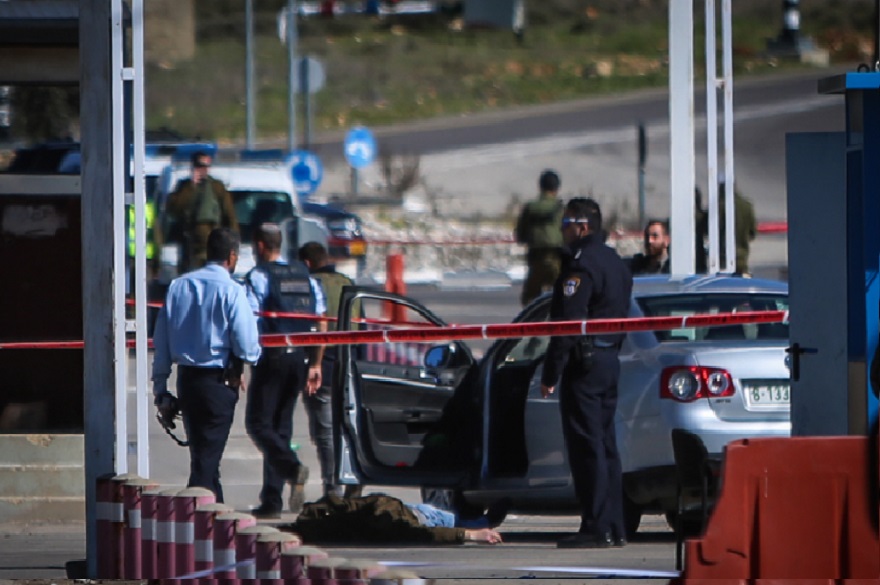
[232,190,294,243]
[636,293,789,342]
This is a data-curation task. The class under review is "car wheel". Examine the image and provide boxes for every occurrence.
[623,494,642,538]
[420,487,485,520]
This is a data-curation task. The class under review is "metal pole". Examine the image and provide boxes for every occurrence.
[303,58,312,150]
[637,122,646,229]
[351,167,359,197]
[722,0,736,273]
[246,0,255,148]
[287,0,298,152]
[132,0,150,477]
[668,0,696,276]
[81,0,127,575]
[705,0,720,274]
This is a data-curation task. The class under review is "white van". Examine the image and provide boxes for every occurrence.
[154,159,328,283]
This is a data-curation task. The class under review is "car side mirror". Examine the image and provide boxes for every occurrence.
[424,345,453,369]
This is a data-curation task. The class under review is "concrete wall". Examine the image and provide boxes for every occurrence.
[0,435,84,523]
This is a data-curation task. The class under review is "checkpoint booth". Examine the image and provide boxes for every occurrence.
[0,3,85,522]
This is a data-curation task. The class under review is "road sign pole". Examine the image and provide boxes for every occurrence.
[351,166,359,197]
[287,0,298,152]
[303,57,312,150]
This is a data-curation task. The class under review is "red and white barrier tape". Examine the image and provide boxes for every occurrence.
[0,310,788,351]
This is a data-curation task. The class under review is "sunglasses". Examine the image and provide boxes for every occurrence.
[193,162,210,169]
[561,218,589,227]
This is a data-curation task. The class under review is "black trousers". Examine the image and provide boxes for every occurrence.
[558,350,624,539]
[245,349,307,510]
[177,366,238,503]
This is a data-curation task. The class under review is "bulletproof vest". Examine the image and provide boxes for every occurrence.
[523,198,564,249]
[253,260,316,335]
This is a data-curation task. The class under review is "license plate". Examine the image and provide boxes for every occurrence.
[743,379,790,406]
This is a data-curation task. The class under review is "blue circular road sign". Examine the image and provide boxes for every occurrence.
[289,150,323,197]
[344,126,377,169]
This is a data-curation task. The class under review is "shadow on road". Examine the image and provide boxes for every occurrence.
[499,530,676,544]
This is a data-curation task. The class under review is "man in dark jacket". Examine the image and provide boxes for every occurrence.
[629,219,670,275]
[165,151,239,272]
[540,198,633,549]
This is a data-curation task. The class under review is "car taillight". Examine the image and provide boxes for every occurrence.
[660,366,734,402]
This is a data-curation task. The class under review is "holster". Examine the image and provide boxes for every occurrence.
[224,354,244,389]
[574,337,595,373]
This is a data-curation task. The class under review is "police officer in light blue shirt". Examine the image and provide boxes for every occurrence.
[243,223,328,518]
[152,227,261,503]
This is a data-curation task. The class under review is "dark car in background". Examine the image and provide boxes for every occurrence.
[302,200,367,278]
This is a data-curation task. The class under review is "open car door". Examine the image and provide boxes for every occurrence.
[333,287,478,488]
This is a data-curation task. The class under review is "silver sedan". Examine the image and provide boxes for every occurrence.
[334,274,791,536]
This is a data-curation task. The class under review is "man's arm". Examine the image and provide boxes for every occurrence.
[514,206,529,244]
[541,269,593,396]
[229,285,262,365]
[306,277,327,394]
[215,180,240,233]
[151,301,172,397]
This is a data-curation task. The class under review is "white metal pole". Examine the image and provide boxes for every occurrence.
[132,0,150,477]
[669,0,696,276]
[111,0,129,475]
[722,0,737,273]
[705,0,720,274]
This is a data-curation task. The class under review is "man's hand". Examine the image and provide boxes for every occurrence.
[541,384,555,399]
[154,392,179,430]
[305,365,322,396]
[464,528,503,544]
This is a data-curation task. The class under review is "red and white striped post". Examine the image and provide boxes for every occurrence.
[141,488,161,579]
[95,474,115,578]
[235,525,280,580]
[280,545,328,583]
[174,487,216,580]
[255,532,301,584]
[307,557,347,585]
[156,487,180,580]
[336,560,385,585]
[98,473,138,578]
[194,502,233,583]
[213,512,256,582]
[122,477,159,579]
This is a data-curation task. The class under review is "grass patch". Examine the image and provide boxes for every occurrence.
[144,1,873,142]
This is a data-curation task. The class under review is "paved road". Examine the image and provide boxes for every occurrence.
[304,67,848,222]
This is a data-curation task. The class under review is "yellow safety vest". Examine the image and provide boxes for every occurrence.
[128,202,156,259]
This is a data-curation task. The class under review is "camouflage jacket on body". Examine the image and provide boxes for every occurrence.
[290,494,465,544]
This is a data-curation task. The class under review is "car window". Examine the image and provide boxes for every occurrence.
[232,190,294,243]
[637,293,789,342]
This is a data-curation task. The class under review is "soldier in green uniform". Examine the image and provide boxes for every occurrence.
[515,170,564,305]
[299,241,357,498]
[165,151,239,273]
[718,179,757,275]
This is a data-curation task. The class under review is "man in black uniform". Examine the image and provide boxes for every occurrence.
[540,198,633,548]
[245,224,327,518]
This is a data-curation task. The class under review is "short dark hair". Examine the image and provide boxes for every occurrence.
[191,150,210,166]
[644,219,669,237]
[565,197,602,233]
[299,241,329,267]
[539,170,560,193]
[254,223,283,251]
[206,227,240,262]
